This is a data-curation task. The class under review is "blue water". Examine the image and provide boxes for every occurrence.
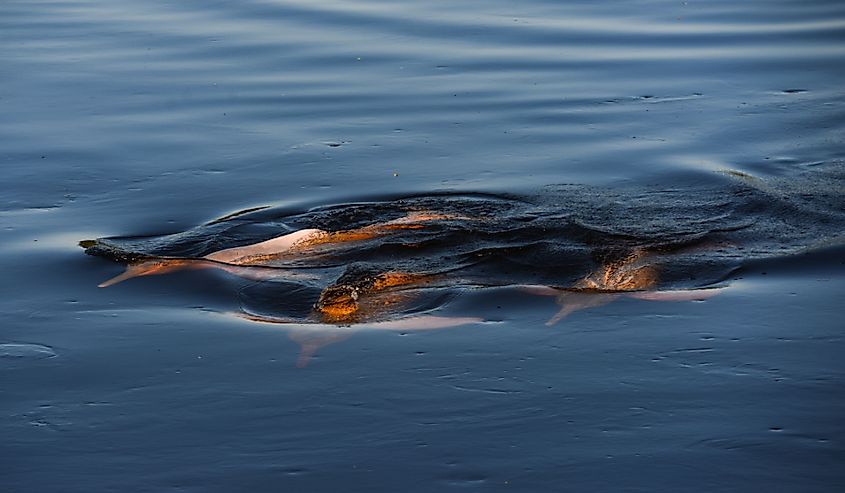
[2,1,844,491]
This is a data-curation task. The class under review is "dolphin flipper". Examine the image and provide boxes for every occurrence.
[627,287,725,302]
[98,259,199,287]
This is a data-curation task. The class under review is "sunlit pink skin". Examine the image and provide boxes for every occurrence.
[97,257,315,288]
[204,211,466,264]
[97,212,463,287]
[203,228,327,264]
[235,312,485,367]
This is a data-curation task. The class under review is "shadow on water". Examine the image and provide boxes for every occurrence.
[81,167,845,364]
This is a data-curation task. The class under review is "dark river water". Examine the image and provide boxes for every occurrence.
[3,1,845,491]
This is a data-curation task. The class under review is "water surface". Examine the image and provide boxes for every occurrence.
[2,0,844,491]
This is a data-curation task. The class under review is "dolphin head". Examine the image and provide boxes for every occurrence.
[313,284,361,323]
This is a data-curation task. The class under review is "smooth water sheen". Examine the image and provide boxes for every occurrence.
[2,1,844,491]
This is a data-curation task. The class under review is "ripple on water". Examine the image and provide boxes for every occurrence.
[0,343,57,360]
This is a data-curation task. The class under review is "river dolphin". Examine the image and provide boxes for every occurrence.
[84,209,726,365]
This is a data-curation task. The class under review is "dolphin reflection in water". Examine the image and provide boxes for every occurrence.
[83,203,727,365]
